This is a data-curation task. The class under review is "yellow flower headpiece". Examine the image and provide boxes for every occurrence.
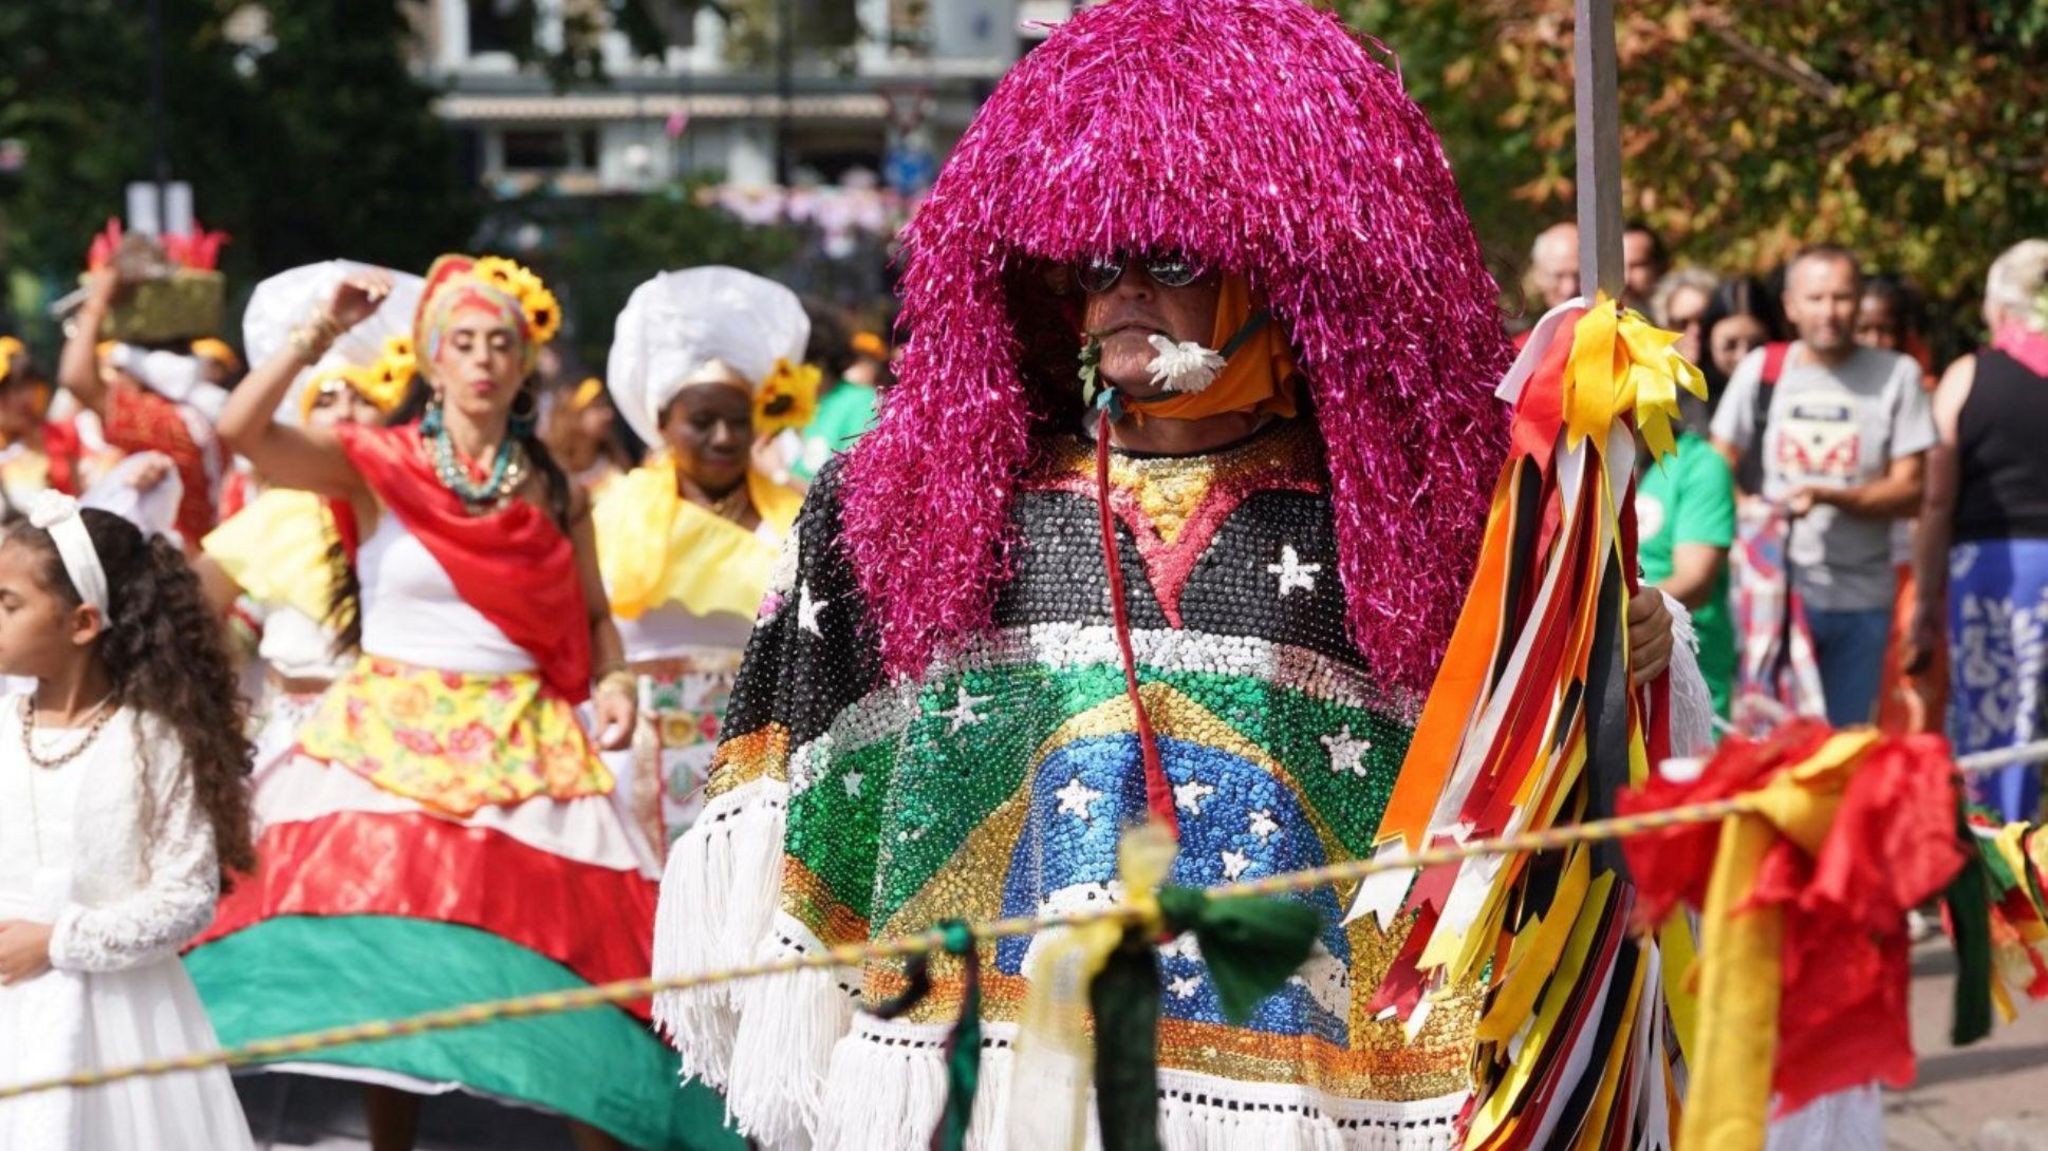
[360,336,418,411]
[472,256,563,346]
[754,357,822,436]
[0,336,24,381]
[299,336,415,423]
[571,376,606,411]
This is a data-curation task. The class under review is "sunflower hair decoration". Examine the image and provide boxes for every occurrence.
[473,256,563,346]
[358,335,418,412]
[754,357,822,436]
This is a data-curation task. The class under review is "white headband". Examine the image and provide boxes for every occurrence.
[26,492,110,618]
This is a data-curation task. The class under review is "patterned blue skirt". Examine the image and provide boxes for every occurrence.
[1948,539,2048,821]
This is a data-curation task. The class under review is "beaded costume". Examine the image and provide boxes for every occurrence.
[652,1,1686,1148]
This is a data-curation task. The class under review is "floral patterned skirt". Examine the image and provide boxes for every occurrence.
[296,656,612,817]
[1949,539,2048,822]
[619,650,743,850]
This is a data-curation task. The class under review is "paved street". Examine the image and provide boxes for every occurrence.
[1890,940,2048,1150]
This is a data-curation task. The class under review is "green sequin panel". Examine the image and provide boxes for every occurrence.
[784,736,899,924]
[868,664,1131,924]
[856,660,1412,928]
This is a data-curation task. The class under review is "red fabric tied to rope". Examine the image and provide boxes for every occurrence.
[1620,720,1966,1133]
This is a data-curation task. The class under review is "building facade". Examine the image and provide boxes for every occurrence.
[411,0,1085,199]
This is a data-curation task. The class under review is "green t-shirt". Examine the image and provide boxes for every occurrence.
[793,381,879,481]
[1636,432,1737,715]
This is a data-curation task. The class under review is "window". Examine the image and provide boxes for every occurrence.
[502,130,572,172]
[468,0,525,56]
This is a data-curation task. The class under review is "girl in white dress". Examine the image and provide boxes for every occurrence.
[0,491,256,1151]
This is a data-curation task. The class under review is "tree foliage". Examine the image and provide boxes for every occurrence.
[1332,0,2048,334]
[0,0,476,342]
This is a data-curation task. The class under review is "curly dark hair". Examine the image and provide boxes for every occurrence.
[13,509,256,880]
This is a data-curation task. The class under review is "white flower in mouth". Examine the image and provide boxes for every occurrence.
[1145,335,1227,394]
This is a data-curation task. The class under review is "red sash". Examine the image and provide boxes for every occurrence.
[339,424,591,703]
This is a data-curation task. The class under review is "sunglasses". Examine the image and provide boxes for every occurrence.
[1075,252,1210,294]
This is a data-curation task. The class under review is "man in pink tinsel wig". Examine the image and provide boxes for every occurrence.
[649,1,1679,1147]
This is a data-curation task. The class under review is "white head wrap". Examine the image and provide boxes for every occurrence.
[606,267,810,449]
[242,260,425,424]
[24,492,109,618]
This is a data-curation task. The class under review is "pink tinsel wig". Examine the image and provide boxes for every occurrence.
[839,0,1512,700]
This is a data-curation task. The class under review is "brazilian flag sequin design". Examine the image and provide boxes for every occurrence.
[666,422,1481,1147]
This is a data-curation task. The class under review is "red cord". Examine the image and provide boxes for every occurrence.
[1096,419,1180,838]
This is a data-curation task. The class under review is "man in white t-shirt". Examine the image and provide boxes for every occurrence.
[1711,245,1935,726]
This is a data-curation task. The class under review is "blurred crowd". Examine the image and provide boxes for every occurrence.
[1521,221,2048,823]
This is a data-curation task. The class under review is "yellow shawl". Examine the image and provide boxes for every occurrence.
[200,488,337,622]
[596,460,802,622]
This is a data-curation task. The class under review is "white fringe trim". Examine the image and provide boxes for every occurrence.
[651,780,790,1086]
[722,924,862,1147]
[1659,591,1718,759]
[811,1015,1467,1151]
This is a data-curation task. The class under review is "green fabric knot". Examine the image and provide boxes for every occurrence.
[1156,885,1323,1024]
[873,920,982,1151]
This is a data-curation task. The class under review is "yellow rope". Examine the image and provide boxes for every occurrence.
[1,736,2032,1100]
[0,792,1749,1101]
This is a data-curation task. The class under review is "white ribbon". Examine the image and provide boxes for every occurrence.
[25,491,110,618]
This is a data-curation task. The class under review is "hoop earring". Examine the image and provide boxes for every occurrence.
[421,392,446,437]
[508,386,539,439]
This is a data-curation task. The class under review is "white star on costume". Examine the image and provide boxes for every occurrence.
[1055,777,1104,823]
[935,685,994,734]
[1167,975,1202,1001]
[1220,849,1252,881]
[844,771,865,799]
[796,583,828,636]
[1248,809,1279,843]
[1320,725,1373,778]
[1173,777,1216,816]
[1266,545,1322,596]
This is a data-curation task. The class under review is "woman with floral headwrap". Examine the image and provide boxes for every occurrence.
[193,262,421,783]
[596,267,808,850]
[186,257,734,1151]
[0,337,63,513]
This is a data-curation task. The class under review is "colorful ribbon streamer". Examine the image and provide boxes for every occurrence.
[1621,721,1968,1151]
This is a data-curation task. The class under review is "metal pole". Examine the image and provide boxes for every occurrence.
[775,0,794,185]
[1573,0,1623,301]
[147,0,170,234]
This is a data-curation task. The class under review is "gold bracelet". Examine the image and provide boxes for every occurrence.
[594,669,637,700]
[289,322,336,363]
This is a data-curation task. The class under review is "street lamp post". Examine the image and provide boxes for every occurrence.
[147,0,171,234]
[775,0,794,185]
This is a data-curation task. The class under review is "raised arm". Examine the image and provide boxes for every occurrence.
[57,269,120,417]
[217,274,391,499]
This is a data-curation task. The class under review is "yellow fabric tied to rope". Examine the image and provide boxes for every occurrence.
[1009,820,1175,1151]
[1682,730,1877,1151]
[1562,293,1708,461]
[594,458,802,621]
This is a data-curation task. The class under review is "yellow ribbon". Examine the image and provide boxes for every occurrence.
[1562,293,1708,461]
[1681,729,1877,1151]
[1010,820,1175,1150]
